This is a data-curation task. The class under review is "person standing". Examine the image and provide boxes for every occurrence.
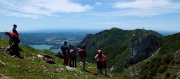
[78,46,87,70]
[4,32,23,58]
[69,45,76,68]
[12,24,18,36]
[102,52,107,75]
[61,41,69,66]
[94,49,106,76]
[12,24,22,51]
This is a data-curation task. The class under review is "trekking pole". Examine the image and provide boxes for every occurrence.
[4,43,14,54]
[4,46,10,54]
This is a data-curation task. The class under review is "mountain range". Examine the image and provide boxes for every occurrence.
[78,27,180,79]
[0,28,179,79]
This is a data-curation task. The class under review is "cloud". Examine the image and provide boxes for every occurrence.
[111,0,180,16]
[95,2,102,5]
[0,0,92,18]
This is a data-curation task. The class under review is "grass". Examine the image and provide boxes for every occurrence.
[0,38,123,79]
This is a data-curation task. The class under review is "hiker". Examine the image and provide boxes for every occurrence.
[12,24,22,51]
[102,52,107,75]
[61,41,69,66]
[94,49,106,76]
[78,46,87,70]
[12,24,19,36]
[4,32,23,58]
[69,45,76,68]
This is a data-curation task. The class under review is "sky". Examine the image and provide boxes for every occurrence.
[0,0,180,32]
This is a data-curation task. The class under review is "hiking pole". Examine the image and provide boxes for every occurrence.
[4,43,14,54]
[4,46,10,54]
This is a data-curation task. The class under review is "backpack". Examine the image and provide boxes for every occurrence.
[43,54,55,64]
[47,58,55,64]
[56,52,64,59]
[78,49,84,59]
[102,56,107,66]
[69,49,76,58]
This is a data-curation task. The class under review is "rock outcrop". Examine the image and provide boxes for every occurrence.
[126,31,163,65]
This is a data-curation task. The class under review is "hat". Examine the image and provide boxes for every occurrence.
[97,50,101,53]
[13,24,17,26]
[13,24,17,28]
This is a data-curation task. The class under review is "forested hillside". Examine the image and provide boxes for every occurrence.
[79,27,163,72]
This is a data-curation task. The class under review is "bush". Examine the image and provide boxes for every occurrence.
[162,54,172,64]
[175,57,180,64]
[164,72,170,78]
[171,74,177,79]
[150,67,157,76]
[158,65,167,73]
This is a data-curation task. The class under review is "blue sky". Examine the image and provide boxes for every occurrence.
[0,0,180,32]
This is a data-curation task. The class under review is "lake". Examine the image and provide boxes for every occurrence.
[29,45,61,53]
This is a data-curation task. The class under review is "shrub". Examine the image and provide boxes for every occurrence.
[158,65,167,73]
[162,54,172,64]
[164,71,171,78]
[175,57,180,64]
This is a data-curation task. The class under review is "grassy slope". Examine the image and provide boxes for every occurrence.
[0,38,123,79]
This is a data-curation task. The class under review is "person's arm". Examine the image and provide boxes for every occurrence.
[102,54,106,58]
[9,38,13,45]
[94,54,98,62]
[94,54,98,59]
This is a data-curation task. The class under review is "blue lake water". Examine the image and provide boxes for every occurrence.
[29,45,61,53]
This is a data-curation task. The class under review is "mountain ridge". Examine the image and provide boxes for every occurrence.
[0,28,179,79]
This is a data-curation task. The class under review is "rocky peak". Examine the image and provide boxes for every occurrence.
[126,30,163,66]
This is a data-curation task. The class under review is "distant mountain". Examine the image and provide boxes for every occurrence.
[157,31,179,36]
[19,29,101,34]
[78,27,163,72]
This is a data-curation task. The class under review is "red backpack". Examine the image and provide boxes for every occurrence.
[78,49,84,59]
[102,56,107,66]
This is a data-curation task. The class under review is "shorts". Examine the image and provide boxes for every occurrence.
[97,61,103,69]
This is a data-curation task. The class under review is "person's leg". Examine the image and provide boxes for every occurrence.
[66,59,69,66]
[99,61,103,75]
[63,59,66,65]
[15,44,20,57]
[82,57,86,70]
[75,57,77,68]
[69,58,72,67]
[72,58,75,67]
[11,43,18,56]
[104,65,107,75]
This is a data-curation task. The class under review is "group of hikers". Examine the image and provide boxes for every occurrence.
[4,24,23,58]
[3,24,108,76]
[60,41,107,76]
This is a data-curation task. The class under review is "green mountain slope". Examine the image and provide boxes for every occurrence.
[78,28,163,72]
[0,38,122,79]
[123,33,180,79]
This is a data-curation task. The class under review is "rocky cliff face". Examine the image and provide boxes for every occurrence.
[125,31,163,67]
[125,33,180,79]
